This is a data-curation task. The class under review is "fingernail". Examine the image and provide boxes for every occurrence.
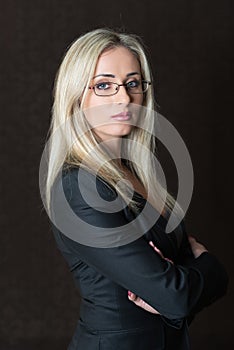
[128,291,131,296]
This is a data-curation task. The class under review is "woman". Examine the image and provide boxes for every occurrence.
[44,28,228,349]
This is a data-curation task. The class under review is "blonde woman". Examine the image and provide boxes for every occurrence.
[44,28,228,349]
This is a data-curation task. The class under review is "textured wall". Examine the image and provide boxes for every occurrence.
[1,0,233,349]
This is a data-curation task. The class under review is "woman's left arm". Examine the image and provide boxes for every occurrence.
[129,223,229,324]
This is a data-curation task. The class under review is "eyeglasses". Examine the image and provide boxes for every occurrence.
[88,79,151,97]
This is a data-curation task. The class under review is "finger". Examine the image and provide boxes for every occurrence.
[165,257,174,264]
[149,241,163,254]
[128,291,137,301]
[149,241,161,252]
[188,235,196,241]
[149,241,174,264]
[188,237,196,244]
[130,296,161,315]
[149,241,155,248]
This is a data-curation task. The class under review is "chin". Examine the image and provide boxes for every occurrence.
[96,125,134,139]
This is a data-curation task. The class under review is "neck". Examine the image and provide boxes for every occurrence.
[101,137,123,166]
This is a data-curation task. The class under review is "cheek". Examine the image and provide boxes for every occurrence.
[132,94,144,105]
[82,93,100,109]
[83,103,112,129]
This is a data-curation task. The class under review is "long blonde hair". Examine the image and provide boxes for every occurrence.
[44,28,180,219]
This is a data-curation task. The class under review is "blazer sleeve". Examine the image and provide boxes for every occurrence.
[145,217,229,326]
[51,167,228,322]
[176,223,228,323]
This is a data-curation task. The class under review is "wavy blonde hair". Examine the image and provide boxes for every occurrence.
[45,28,180,219]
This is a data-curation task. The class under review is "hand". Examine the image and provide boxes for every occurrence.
[127,240,173,314]
[188,235,208,258]
[128,291,160,314]
[148,241,174,264]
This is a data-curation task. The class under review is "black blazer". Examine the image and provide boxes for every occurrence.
[51,166,228,350]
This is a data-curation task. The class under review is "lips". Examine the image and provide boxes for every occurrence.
[111,112,132,121]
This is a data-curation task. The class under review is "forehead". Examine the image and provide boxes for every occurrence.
[94,46,141,77]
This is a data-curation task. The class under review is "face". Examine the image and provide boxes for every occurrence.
[82,46,144,142]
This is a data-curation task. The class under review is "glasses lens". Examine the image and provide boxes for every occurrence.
[141,81,149,93]
[94,82,117,96]
[128,81,149,94]
[93,81,150,96]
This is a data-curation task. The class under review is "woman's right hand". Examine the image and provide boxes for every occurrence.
[127,241,172,314]
[188,235,208,258]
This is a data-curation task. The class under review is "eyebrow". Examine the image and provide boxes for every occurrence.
[93,72,140,79]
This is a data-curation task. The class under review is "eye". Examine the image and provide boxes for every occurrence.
[95,82,111,90]
[126,79,141,89]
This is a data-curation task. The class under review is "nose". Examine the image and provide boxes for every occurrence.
[116,85,131,104]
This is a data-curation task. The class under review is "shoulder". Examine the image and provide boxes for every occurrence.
[57,165,129,226]
[61,165,118,203]
[51,164,132,238]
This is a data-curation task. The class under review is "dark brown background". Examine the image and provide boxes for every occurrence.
[1,0,233,349]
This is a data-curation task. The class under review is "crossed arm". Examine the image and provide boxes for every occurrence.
[128,236,209,315]
[52,167,229,323]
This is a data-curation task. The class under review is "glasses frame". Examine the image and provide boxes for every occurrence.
[88,80,151,97]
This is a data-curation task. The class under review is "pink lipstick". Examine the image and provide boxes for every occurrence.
[111,112,131,121]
